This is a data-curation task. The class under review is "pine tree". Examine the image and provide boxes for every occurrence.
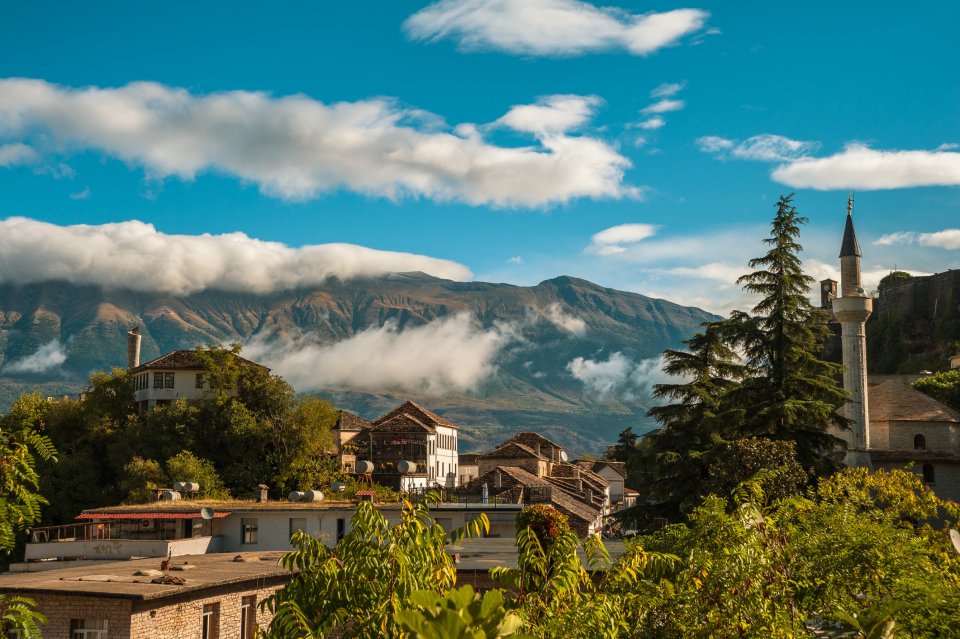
[624,321,744,524]
[725,194,846,472]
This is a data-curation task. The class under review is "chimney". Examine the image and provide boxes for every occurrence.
[127,327,142,369]
[255,484,269,502]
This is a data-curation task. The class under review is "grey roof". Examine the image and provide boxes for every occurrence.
[839,211,861,258]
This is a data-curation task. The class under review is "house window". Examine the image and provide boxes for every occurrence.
[336,518,346,542]
[241,518,258,544]
[70,619,108,638]
[164,372,175,389]
[923,464,935,484]
[201,603,220,639]
[289,517,306,539]
[195,373,205,389]
[914,434,926,450]
[153,372,164,389]
[239,596,256,639]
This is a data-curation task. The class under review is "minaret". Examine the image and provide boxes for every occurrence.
[832,195,873,468]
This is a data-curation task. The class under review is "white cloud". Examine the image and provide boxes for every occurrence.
[695,136,734,153]
[3,340,67,374]
[69,186,91,200]
[242,314,516,395]
[566,352,671,399]
[541,303,587,336]
[697,134,818,161]
[874,229,960,250]
[772,143,960,190]
[404,0,709,57]
[665,262,746,283]
[0,79,636,208]
[587,223,658,255]
[637,117,665,130]
[642,98,685,114]
[0,143,39,166]
[495,94,601,135]
[507,255,524,264]
[650,82,685,98]
[0,217,472,294]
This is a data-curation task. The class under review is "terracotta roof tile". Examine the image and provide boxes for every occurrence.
[335,410,372,432]
[478,442,545,461]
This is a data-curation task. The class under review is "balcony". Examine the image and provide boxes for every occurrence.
[24,522,223,563]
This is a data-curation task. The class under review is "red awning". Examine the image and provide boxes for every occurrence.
[76,511,232,520]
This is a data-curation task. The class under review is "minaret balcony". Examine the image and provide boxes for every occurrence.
[832,296,873,323]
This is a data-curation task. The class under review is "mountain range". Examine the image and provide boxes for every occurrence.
[0,274,719,453]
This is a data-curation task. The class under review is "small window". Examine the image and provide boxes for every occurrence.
[239,595,256,639]
[201,603,220,639]
[289,517,306,539]
[164,372,175,389]
[336,518,346,542]
[914,434,926,450]
[241,518,258,544]
[153,372,164,389]
[923,464,935,484]
[70,619,108,639]
[195,373,205,389]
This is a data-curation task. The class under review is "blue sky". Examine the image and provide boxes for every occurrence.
[1,0,959,314]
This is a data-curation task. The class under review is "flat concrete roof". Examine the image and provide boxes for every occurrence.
[1,540,631,599]
[80,499,525,517]
[0,552,289,601]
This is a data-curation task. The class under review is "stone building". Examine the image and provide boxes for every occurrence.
[0,553,288,639]
[828,199,960,500]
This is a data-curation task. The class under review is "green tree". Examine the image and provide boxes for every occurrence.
[0,393,57,638]
[263,496,489,638]
[622,321,744,525]
[727,194,847,473]
[912,369,960,412]
[395,586,530,639]
[165,450,229,499]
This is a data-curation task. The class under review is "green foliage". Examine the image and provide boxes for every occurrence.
[263,497,489,638]
[0,393,57,551]
[395,586,530,639]
[119,457,165,502]
[0,594,46,639]
[879,271,912,286]
[623,195,847,527]
[515,505,570,548]
[165,450,230,499]
[911,369,960,412]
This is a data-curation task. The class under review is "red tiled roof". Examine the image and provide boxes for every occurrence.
[76,511,232,520]
[354,490,376,496]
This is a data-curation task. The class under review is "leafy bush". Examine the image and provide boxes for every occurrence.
[515,505,570,547]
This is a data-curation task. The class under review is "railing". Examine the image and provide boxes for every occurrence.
[404,485,554,506]
[29,521,175,543]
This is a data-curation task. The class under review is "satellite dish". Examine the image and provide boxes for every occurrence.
[559,450,569,462]
[200,507,215,520]
[950,529,960,555]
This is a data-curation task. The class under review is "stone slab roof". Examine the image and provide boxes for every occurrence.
[335,410,372,432]
[366,413,434,434]
[458,453,481,465]
[374,401,456,430]
[129,350,267,374]
[505,432,564,454]
[576,460,627,478]
[478,441,545,461]
[868,375,960,423]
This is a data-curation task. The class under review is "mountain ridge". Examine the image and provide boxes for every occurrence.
[0,274,719,453]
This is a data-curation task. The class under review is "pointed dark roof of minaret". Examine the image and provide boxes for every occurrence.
[839,195,861,258]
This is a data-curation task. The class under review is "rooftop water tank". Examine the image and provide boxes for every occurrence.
[397,460,417,474]
[161,490,181,501]
[302,490,324,502]
[288,491,305,502]
[355,460,375,474]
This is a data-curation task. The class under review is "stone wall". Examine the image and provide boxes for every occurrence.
[27,577,287,638]
[877,270,960,321]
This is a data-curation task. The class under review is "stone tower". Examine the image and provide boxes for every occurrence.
[832,195,873,468]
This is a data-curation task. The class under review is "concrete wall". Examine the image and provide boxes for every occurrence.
[867,420,960,451]
[25,536,221,561]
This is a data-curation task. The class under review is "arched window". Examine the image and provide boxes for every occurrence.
[922,463,935,484]
[914,434,926,450]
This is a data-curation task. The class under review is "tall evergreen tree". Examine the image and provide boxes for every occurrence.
[620,194,847,527]
[624,321,744,523]
[726,194,847,472]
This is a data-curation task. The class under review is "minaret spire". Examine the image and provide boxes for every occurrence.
[833,195,873,469]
